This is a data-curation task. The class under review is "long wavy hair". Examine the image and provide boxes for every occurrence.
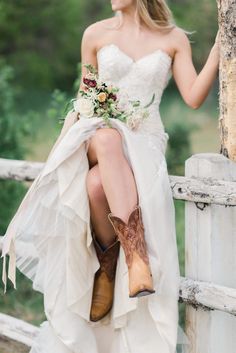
[134,0,176,31]
[108,0,193,36]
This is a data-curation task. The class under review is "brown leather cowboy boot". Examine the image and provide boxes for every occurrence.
[108,205,155,298]
[90,232,120,322]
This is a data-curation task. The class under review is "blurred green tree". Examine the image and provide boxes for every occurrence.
[166,120,197,175]
[0,0,111,92]
[0,60,38,232]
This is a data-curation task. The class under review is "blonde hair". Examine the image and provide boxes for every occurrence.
[110,0,194,37]
[135,0,176,31]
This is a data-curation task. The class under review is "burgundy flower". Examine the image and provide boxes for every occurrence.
[108,93,117,101]
[83,77,97,88]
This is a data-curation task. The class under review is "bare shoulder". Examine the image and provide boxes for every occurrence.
[82,17,117,48]
[170,26,191,53]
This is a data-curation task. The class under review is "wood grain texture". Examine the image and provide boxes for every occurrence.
[217,0,236,160]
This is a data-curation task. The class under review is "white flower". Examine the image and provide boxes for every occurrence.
[73,98,94,118]
[116,91,133,112]
[86,72,97,81]
[126,109,149,131]
[88,90,99,103]
[96,78,104,90]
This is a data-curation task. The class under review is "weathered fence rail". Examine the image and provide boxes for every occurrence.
[1,276,236,348]
[0,158,43,181]
[0,313,39,347]
[1,157,236,206]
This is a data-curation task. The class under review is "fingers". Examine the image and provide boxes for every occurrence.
[215,29,220,44]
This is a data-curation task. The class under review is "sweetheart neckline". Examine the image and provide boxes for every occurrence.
[97,43,173,64]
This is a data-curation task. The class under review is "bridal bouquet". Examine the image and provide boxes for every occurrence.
[61,63,155,131]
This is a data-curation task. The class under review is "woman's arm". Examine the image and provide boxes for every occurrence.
[47,25,102,160]
[77,24,98,96]
[171,28,220,109]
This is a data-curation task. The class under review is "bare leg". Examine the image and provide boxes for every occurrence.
[86,128,138,245]
[86,164,117,247]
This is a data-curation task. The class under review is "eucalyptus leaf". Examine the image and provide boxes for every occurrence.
[144,93,155,108]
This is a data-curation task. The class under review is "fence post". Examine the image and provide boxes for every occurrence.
[185,152,236,353]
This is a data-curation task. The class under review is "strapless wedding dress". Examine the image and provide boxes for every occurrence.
[1,43,188,353]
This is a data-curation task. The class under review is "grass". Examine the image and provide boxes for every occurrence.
[0,269,45,325]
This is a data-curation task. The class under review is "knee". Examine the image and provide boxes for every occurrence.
[86,167,105,201]
[94,128,122,155]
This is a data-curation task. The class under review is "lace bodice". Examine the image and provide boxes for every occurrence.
[97,43,172,135]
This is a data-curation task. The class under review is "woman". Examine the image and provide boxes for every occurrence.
[1,1,219,352]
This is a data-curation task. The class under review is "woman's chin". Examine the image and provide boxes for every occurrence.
[111,1,128,12]
[111,5,121,11]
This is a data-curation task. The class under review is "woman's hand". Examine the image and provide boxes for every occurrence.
[210,29,220,64]
[214,29,220,46]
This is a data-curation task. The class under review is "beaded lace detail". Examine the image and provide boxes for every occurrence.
[97,43,172,136]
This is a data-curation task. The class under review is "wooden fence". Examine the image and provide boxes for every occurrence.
[0,154,236,352]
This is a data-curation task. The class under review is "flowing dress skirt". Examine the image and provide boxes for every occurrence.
[1,111,187,353]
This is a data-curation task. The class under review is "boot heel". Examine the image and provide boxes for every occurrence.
[129,288,156,298]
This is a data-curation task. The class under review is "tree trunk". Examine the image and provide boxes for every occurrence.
[217,0,236,161]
